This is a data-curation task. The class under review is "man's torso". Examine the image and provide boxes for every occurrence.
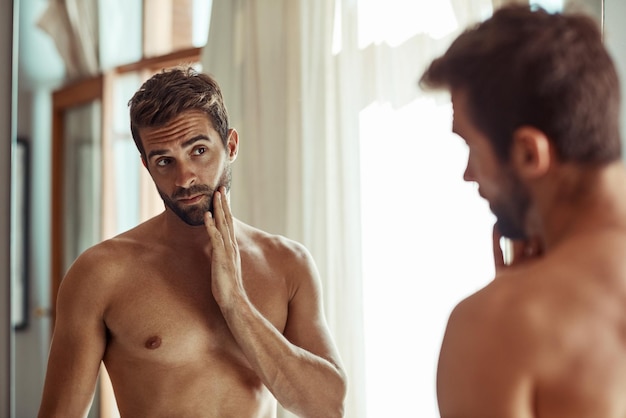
[95,218,292,417]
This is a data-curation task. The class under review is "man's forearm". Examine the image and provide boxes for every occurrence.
[220,294,346,418]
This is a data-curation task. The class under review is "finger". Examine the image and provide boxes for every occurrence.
[212,190,234,251]
[219,186,236,244]
[204,210,216,235]
[212,189,226,228]
[204,211,225,254]
[511,240,527,263]
[204,211,222,245]
[492,224,506,269]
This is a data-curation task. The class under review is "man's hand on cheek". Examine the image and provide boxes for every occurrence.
[204,187,245,308]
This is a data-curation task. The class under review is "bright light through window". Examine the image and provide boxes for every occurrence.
[531,0,564,13]
[360,97,495,417]
[355,1,497,415]
[357,0,458,48]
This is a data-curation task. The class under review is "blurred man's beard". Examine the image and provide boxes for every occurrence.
[158,164,232,226]
[491,170,530,241]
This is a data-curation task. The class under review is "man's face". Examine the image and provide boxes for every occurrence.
[139,110,237,226]
[451,90,530,240]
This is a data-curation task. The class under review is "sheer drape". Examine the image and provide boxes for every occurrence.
[37,0,100,80]
[202,2,365,417]
[202,1,496,417]
[38,0,144,78]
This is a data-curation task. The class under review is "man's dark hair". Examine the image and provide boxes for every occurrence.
[128,66,230,160]
[420,5,622,164]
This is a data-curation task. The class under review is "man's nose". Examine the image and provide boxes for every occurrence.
[463,163,474,182]
[175,162,196,188]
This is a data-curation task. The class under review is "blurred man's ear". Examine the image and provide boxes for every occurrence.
[511,126,552,180]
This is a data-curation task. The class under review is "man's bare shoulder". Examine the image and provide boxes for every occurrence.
[61,216,165,290]
[439,232,626,417]
[460,226,626,321]
[234,220,319,297]
[446,268,542,353]
[235,220,313,267]
[437,272,539,416]
[449,240,626,348]
[438,260,583,417]
[81,221,157,264]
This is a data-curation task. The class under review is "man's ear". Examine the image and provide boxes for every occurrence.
[141,155,147,169]
[227,128,239,162]
[511,125,552,180]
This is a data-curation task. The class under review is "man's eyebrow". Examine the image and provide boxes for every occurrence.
[147,135,210,160]
[182,134,210,148]
[147,148,167,160]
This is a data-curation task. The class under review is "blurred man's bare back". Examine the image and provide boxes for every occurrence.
[437,166,626,418]
[525,229,626,417]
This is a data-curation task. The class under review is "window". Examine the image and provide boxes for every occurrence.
[356,1,488,416]
[360,95,495,418]
[143,0,211,57]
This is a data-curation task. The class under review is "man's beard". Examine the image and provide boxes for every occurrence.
[491,170,530,241]
[158,165,232,226]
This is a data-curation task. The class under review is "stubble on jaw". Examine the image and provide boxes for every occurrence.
[490,169,531,241]
[157,165,232,226]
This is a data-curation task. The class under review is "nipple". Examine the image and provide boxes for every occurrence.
[145,335,162,349]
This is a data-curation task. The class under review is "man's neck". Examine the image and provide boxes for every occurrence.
[530,161,626,251]
[158,209,213,250]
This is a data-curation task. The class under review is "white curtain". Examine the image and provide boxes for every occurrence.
[202,1,365,417]
[202,1,496,417]
[37,0,144,79]
[37,0,100,80]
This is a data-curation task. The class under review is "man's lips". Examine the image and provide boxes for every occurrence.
[177,194,205,204]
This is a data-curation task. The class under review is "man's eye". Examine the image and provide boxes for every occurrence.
[156,158,171,167]
[193,147,206,156]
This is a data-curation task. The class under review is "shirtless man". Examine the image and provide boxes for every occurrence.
[38,67,347,418]
[420,5,626,418]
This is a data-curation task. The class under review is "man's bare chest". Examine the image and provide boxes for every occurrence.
[101,255,289,366]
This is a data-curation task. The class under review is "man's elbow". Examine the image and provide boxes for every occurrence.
[285,368,347,418]
[326,369,348,418]
[312,368,348,418]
